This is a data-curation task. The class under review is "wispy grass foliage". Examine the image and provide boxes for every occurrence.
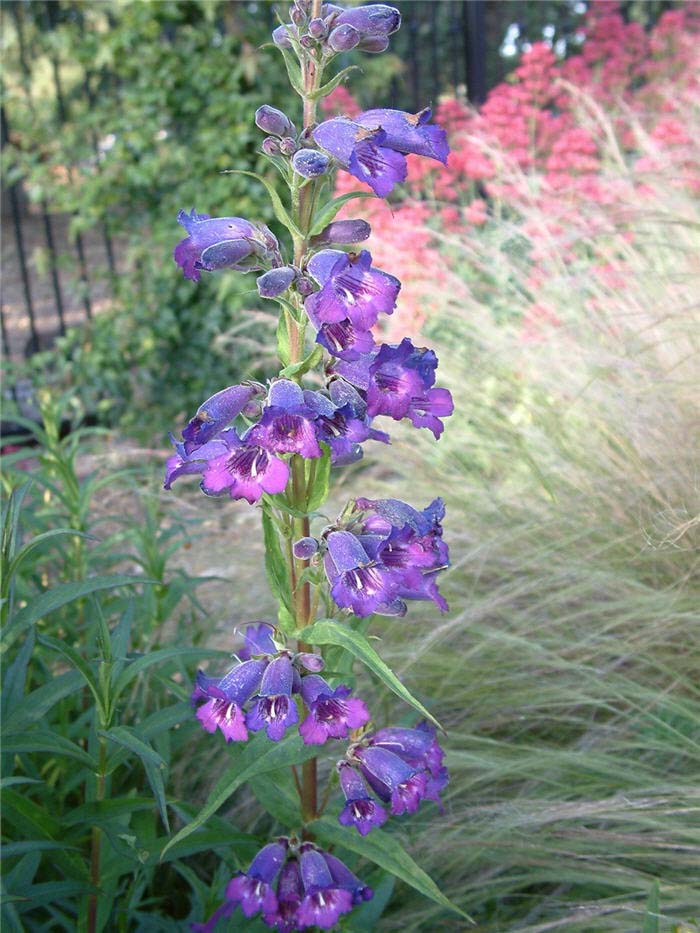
[370,98,700,931]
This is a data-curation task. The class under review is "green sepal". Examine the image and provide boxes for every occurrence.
[224,169,302,237]
[298,619,442,729]
[311,817,471,921]
[309,191,375,237]
[309,65,360,101]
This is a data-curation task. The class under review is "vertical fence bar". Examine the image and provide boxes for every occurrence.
[11,2,68,341]
[407,2,420,112]
[1,104,40,356]
[429,1,439,103]
[44,0,93,321]
[450,0,462,93]
[463,0,487,104]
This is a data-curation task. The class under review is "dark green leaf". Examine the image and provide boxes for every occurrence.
[112,646,228,697]
[161,731,318,858]
[261,506,293,618]
[225,169,301,237]
[251,766,301,828]
[642,881,660,933]
[1,628,35,718]
[310,65,360,100]
[299,620,442,728]
[2,732,96,769]
[311,817,470,920]
[2,670,84,735]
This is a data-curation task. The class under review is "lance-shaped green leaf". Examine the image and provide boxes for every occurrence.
[309,191,375,237]
[310,65,360,101]
[2,732,96,769]
[299,620,442,729]
[261,505,294,626]
[305,444,331,513]
[311,817,471,921]
[279,345,323,381]
[101,726,170,832]
[224,169,301,237]
[161,732,318,858]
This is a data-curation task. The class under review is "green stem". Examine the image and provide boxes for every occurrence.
[87,736,107,933]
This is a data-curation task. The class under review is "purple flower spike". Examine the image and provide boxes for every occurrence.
[200,435,290,504]
[355,745,428,816]
[181,383,261,451]
[338,761,388,835]
[297,849,354,930]
[299,674,369,745]
[174,210,277,282]
[191,658,267,743]
[356,108,449,164]
[313,118,407,197]
[321,851,374,904]
[238,622,277,660]
[246,655,299,741]
[226,841,287,918]
[305,249,400,331]
[257,266,296,298]
[325,530,403,617]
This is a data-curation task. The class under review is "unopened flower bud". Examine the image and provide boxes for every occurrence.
[291,6,305,26]
[329,23,361,51]
[293,536,319,559]
[272,24,294,48]
[313,219,372,245]
[292,148,330,178]
[296,652,325,672]
[280,136,298,156]
[299,34,316,49]
[255,105,296,138]
[262,136,281,156]
[308,17,327,38]
[257,266,296,298]
[296,275,314,297]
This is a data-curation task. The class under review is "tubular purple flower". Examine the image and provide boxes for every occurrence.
[313,118,407,197]
[199,433,290,504]
[191,658,267,742]
[299,674,369,745]
[297,848,354,929]
[238,622,277,660]
[292,148,331,178]
[338,761,388,835]
[163,436,229,490]
[246,655,299,741]
[225,841,287,919]
[267,859,303,932]
[305,249,400,331]
[321,851,374,904]
[356,107,449,164]
[245,379,323,459]
[324,530,404,617]
[354,745,429,816]
[174,210,278,282]
[180,383,262,452]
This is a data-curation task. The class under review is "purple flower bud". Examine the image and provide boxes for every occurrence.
[238,622,277,660]
[180,383,261,451]
[292,148,331,178]
[257,265,296,298]
[272,24,295,48]
[300,34,316,49]
[290,5,305,26]
[255,105,296,138]
[280,136,298,156]
[308,17,327,37]
[262,136,282,156]
[296,275,314,297]
[312,219,371,245]
[328,23,361,51]
[293,536,319,559]
[295,652,325,672]
[334,4,401,41]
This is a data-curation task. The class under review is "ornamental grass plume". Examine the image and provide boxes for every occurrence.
[162,2,464,929]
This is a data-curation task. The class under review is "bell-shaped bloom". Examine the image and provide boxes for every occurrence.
[324,530,405,617]
[246,655,299,741]
[267,859,303,933]
[163,436,229,490]
[225,841,287,919]
[321,852,374,904]
[191,658,267,743]
[297,848,354,930]
[245,380,323,460]
[238,622,277,661]
[299,674,369,745]
[369,721,449,805]
[338,761,388,835]
[354,745,428,816]
[174,209,278,282]
[199,431,290,504]
[305,249,400,329]
[313,118,407,197]
[303,383,389,465]
[356,107,449,164]
[180,383,261,452]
